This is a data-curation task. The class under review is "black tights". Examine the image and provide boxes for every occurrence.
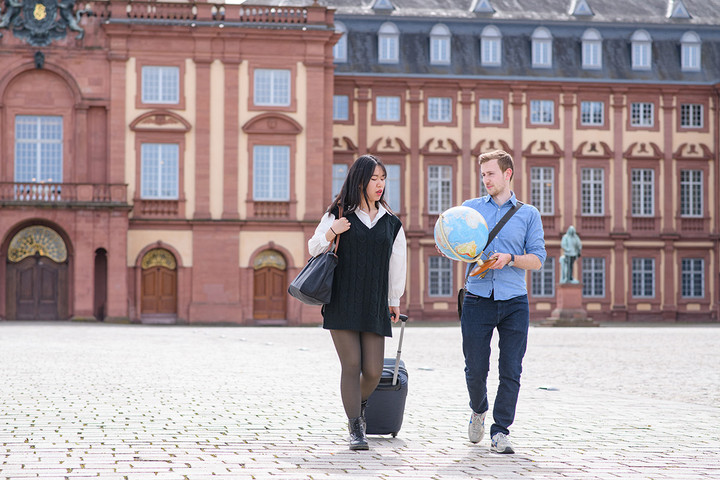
[330,330,385,419]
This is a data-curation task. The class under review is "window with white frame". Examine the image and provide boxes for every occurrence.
[630,102,654,127]
[582,257,605,297]
[378,22,399,64]
[333,95,349,121]
[531,27,552,68]
[581,168,604,215]
[429,256,453,296]
[481,25,502,66]
[428,97,452,123]
[631,169,654,216]
[680,103,703,128]
[333,21,348,63]
[531,257,554,297]
[385,164,401,213]
[253,69,291,107]
[680,31,701,71]
[530,100,554,124]
[430,24,451,65]
[479,98,503,124]
[332,163,348,199]
[530,166,554,215]
[631,258,655,298]
[681,258,704,298]
[141,66,180,104]
[680,169,702,217]
[428,165,452,214]
[631,30,652,70]
[581,28,602,69]
[376,95,401,122]
[253,145,290,201]
[14,115,63,184]
[580,101,604,126]
[140,143,179,199]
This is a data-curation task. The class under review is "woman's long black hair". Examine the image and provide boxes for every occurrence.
[328,154,392,215]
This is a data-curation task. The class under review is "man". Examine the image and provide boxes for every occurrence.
[460,150,546,453]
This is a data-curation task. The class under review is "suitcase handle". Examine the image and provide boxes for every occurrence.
[392,314,408,385]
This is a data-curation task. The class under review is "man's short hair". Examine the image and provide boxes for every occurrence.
[478,150,514,180]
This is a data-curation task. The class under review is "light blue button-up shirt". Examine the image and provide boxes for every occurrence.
[462,193,546,301]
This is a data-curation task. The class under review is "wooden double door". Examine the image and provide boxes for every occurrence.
[253,267,286,320]
[141,266,177,314]
[7,254,68,320]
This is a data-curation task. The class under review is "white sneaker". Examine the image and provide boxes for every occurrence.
[467,411,486,443]
[491,432,515,454]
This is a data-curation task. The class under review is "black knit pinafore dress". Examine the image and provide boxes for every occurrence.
[322,207,402,337]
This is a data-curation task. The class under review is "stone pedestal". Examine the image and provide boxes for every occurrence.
[542,283,598,327]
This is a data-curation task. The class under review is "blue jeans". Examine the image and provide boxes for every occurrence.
[461,293,529,437]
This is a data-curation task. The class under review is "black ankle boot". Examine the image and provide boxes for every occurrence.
[360,400,368,424]
[348,416,368,450]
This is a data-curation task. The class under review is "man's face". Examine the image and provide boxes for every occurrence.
[480,159,510,197]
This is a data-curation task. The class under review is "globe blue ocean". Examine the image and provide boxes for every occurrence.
[434,206,490,263]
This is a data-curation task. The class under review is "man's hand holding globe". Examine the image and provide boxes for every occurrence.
[434,206,497,277]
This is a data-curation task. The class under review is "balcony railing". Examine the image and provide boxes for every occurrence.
[0,182,127,205]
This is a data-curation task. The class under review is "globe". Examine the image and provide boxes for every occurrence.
[434,206,490,263]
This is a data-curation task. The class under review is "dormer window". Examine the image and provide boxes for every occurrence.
[581,28,602,70]
[333,21,347,63]
[481,25,502,66]
[430,24,451,65]
[378,22,399,64]
[631,30,652,71]
[531,27,552,68]
[680,31,701,72]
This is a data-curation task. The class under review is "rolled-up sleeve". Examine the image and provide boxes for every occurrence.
[388,226,407,307]
[524,207,547,268]
[308,213,335,257]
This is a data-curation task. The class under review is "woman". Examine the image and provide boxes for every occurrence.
[308,154,407,450]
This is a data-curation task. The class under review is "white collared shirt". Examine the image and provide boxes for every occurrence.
[308,205,407,307]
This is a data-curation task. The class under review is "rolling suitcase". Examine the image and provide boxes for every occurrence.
[365,314,408,437]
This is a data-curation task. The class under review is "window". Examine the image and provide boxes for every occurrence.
[141,66,180,104]
[428,97,452,123]
[531,27,552,68]
[531,257,554,297]
[630,102,654,127]
[581,28,602,69]
[429,256,452,297]
[140,143,179,199]
[680,31,701,71]
[581,168,604,215]
[631,169,654,216]
[530,100,554,125]
[253,145,290,201]
[333,95,349,121]
[253,69,291,107]
[680,170,702,217]
[428,165,452,214]
[581,101,604,126]
[481,25,502,66]
[332,163,348,199]
[376,96,401,122]
[631,30,652,70]
[479,99,503,124]
[378,22,399,64]
[385,164,401,213]
[680,104,703,128]
[632,258,655,298]
[430,24,451,65]
[681,258,704,298]
[333,21,347,63]
[530,166,554,215]
[582,257,605,297]
[14,115,63,184]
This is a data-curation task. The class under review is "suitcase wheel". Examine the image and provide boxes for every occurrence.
[392,432,397,437]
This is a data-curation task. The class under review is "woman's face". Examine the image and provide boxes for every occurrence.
[364,165,386,205]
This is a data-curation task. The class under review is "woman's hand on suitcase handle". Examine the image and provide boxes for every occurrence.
[389,306,400,323]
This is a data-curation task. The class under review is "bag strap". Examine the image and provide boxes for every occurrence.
[464,201,524,283]
[325,205,344,254]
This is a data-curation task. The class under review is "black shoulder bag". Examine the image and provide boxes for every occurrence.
[457,202,523,319]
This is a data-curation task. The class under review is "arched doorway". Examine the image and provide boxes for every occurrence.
[140,248,177,322]
[94,248,107,321]
[253,250,287,321]
[6,226,69,320]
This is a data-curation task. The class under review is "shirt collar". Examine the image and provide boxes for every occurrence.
[484,192,517,208]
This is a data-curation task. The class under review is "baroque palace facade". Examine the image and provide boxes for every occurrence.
[0,0,718,324]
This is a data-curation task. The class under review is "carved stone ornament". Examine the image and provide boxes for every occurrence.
[8,225,68,263]
[0,0,88,46]
[253,250,286,270]
[141,248,177,270]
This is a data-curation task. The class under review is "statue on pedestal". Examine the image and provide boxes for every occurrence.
[560,226,581,284]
